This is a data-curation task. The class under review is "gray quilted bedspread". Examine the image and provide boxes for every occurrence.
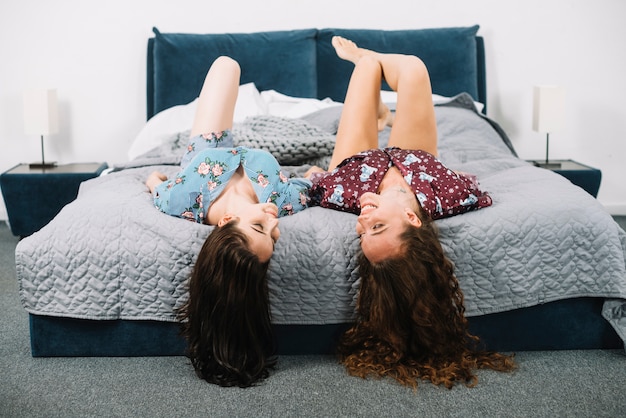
[14,96,626,344]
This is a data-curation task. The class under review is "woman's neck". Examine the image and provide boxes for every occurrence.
[378,166,411,193]
[378,166,421,212]
[206,166,258,225]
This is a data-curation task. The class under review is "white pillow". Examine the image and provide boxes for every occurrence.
[128,83,266,160]
[381,91,484,113]
[433,93,485,113]
[234,82,268,122]
[128,87,485,161]
[128,99,197,161]
[260,89,341,118]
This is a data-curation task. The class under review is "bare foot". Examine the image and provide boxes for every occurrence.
[377,102,395,131]
[331,36,374,64]
[332,36,394,130]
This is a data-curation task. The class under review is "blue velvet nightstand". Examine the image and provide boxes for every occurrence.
[0,162,108,237]
[529,159,602,198]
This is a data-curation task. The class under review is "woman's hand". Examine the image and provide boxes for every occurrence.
[304,166,326,179]
[146,171,167,194]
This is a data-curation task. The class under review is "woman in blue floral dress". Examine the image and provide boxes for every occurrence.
[146,57,310,263]
[146,56,310,388]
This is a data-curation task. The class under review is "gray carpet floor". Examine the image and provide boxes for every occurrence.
[1,220,625,418]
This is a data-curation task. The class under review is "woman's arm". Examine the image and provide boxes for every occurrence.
[303,165,326,179]
[146,171,167,194]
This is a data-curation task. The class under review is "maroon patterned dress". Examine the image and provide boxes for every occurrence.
[310,148,491,220]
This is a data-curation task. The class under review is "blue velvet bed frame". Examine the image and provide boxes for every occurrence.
[27,26,621,357]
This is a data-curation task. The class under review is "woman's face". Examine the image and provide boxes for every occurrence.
[222,203,280,263]
[355,189,422,263]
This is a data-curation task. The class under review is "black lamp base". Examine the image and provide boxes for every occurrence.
[30,134,56,169]
[534,133,561,169]
[29,161,57,169]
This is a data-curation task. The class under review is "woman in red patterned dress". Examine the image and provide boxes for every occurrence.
[308,37,516,389]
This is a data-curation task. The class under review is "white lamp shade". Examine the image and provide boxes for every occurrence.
[23,88,59,136]
[532,85,565,133]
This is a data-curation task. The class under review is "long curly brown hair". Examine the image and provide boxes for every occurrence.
[177,221,276,388]
[338,214,516,389]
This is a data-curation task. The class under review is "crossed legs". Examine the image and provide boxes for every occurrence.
[326,37,438,171]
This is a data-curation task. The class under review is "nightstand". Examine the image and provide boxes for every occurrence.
[0,162,108,237]
[529,159,602,198]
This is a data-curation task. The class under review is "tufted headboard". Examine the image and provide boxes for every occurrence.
[147,26,486,119]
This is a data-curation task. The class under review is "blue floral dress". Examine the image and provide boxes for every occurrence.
[153,130,311,223]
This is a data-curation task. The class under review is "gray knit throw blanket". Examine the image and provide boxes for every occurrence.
[116,115,336,172]
[233,115,335,167]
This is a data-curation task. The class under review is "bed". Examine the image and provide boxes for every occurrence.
[15,26,626,357]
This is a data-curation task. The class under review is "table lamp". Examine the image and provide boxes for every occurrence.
[23,88,59,169]
[532,85,565,169]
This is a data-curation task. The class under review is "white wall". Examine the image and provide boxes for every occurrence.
[1,0,625,220]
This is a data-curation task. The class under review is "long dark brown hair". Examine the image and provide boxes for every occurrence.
[338,213,516,389]
[177,221,276,388]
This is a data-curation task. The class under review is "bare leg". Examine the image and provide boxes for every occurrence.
[190,56,241,137]
[332,37,395,132]
[328,37,438,170]
[377,101,395,131]
[326,55,381,171]
[385,57,438,156]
